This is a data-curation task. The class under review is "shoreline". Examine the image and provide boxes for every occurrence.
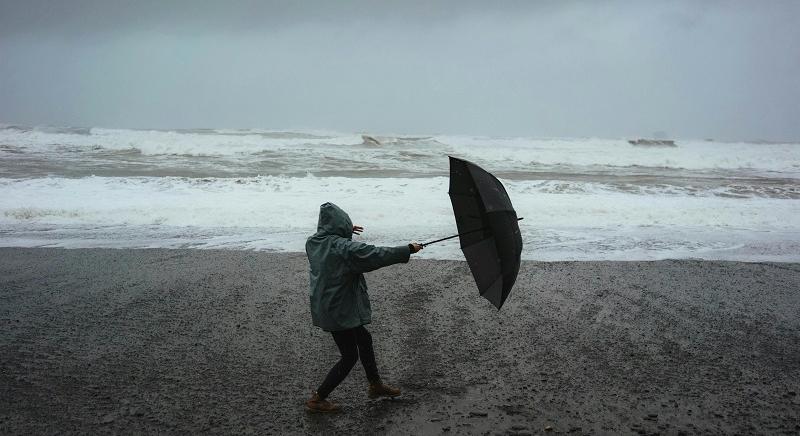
[2,243,799,264]
[1,248,798,434]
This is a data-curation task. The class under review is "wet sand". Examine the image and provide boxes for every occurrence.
[1,248,798,435]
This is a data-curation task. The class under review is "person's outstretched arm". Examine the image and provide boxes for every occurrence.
[343,240,422,274]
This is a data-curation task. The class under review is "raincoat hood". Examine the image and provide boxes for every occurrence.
[316,202,353,239]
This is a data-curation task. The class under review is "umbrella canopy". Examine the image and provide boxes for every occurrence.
[448,156,522,309]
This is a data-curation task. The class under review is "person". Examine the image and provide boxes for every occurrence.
[305,202,423,412]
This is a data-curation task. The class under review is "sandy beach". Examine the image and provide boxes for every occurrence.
[1,247,798,434]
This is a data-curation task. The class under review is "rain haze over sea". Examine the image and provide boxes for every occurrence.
[1,1,799,260]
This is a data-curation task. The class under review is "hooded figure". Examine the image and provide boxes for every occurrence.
[305,202,422,412]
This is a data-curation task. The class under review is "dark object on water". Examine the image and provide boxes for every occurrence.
[628,138,677,147]
[422,156,523,309]
[361,135,381,146]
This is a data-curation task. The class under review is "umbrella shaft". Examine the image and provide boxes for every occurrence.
[421,217,523,247]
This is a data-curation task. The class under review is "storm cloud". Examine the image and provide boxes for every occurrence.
[1,0,798,140]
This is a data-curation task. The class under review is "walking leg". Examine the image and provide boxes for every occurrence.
[316,328,359,399]
[354,326,381,384]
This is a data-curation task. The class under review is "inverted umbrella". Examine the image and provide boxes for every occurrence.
[422,156,523,309]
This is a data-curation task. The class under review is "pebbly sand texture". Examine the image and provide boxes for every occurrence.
[1,248,799,435]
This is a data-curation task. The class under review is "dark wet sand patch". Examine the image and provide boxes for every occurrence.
[1,248,798,434]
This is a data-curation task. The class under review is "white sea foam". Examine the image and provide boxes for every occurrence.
[2,176,798,260]
[2,125,798,260]
[1,126,799,175]
[0,127,364,156]
[438,135,800,175]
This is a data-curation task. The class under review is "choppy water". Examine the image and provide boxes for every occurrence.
[1,124,798,261]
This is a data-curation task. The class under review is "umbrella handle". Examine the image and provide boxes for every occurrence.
[421,217,523,247]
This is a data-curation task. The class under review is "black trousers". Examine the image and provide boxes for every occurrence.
[316,325,381,398]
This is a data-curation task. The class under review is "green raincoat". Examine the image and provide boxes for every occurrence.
[306,203,411,332]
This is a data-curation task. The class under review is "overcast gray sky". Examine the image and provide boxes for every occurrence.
[1,0,798,140]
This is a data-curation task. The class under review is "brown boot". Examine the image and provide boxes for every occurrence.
[305,392,341,412]
[368,382,401,399]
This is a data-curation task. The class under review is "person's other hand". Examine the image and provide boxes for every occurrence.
[352,225,364,235]
[409,243,423,253]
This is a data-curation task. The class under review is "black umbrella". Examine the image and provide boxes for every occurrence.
[422,156,523,309]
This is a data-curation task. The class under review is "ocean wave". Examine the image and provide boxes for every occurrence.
[507,179,800,199]
[437,135,800,174]
[0,124,92,135]
[1,175,799,260]
[1,125,798,174]
[1,175,797,230]
[4,207,84,220]
[0,126,365,156]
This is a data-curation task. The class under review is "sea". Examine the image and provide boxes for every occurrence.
[1,125,798,261]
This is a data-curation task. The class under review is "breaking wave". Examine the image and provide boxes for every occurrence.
[1,125,798,175]
[1,124,798,260]
[1,175,798,260]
